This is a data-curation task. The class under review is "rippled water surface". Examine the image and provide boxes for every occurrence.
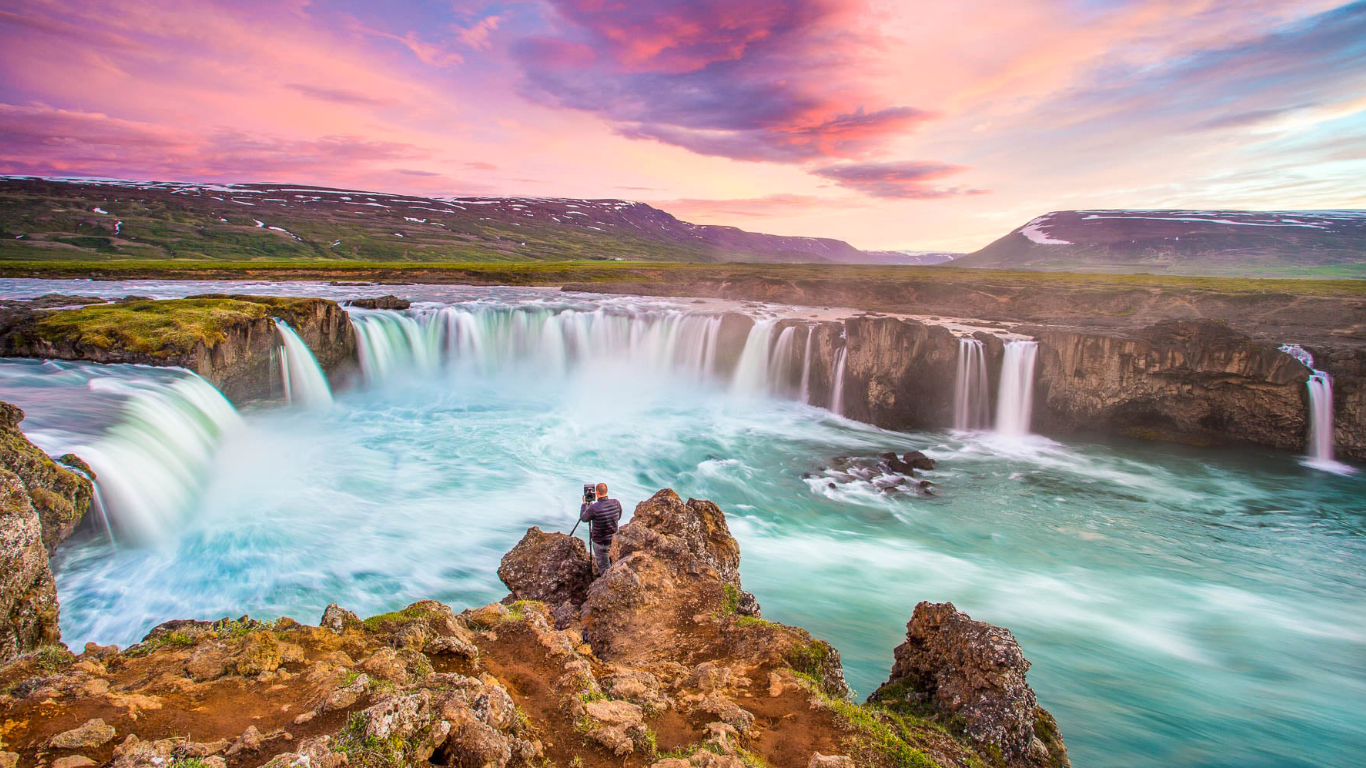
[1,279,1363,768]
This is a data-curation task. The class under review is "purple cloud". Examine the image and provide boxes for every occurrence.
[811,161,989,199]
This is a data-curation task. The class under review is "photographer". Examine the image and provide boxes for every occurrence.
[579,482,622,575]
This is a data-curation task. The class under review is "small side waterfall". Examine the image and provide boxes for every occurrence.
[275,320,334,407]
[799,326,815,404]
[995,340,1037,437]
[830,347,848,416]
[78,375,242,543]
[1280,344,1351,472]
[954,338,990,430]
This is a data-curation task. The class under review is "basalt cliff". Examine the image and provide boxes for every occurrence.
[0,294,355,403]
[0,488,1068,768]
[1,291,1358,460]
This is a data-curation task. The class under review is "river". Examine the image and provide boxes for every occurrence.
[0,279,1363,768]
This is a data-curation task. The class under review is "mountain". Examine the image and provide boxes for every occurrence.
[954,209,1366,278]
[0,176,881,264]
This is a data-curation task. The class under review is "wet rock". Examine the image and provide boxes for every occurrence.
[497,526,594,609]
[870,601,1068,766]
[47,718,116,749]
[348,295,411,310]
[902,450,936,470]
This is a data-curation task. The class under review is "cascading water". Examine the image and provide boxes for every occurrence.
[766,326,799,398]
[1279,344,1352,473]
[731,320,776,394]
[995,340,1038,438]
[799,326,815,404]
[830,346,848,416]
[953,338,990,431]
[74,375,242,543]
[275,320,334,407]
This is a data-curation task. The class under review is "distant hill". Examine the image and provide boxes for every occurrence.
[857,250,962,265]
[954,209,1366,278]
[0,176,895,264]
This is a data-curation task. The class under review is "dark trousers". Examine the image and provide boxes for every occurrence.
[592,540,611,575]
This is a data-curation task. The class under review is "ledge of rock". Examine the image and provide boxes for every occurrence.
[2,491,1068,768]
[346,295,411,310]
[0,295,356,404]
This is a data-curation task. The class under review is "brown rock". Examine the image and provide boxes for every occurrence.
[347,295,411,310]
[47,718,116,749]
[497,526,594,610]
[870,601,1068,766]
[320,602,362,633]
[52,757,98,768]
[808,754,855,768]
[234,631,281,676]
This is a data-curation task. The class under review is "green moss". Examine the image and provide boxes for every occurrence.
[31,298,266,358]
[332,712,408,768]
[30,644,73,673]
[719,584,741,617]
[734,615,781,630]
[791,675,943,768]
[786,638,833,679]
[361,604,436,630]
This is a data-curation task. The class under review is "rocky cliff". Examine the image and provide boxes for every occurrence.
[0,490,1067,768]
[0,295,356,404]
[1028,320,1310,450]
[0,402,94,663]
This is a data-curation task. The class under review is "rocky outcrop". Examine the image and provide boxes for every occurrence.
[0,490,1069,768]
[0,403,94,662]
[0,467,59,663]
[871,601,1068,767]
[0,403,94,553]
[0,295,356,404]
[498,526,593,621]
[824,317,961,428]
[1030,320,1309,450]
[347,295,411,310]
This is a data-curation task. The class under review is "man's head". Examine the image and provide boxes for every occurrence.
[596,482,608,498]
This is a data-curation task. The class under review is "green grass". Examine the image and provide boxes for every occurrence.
[361,604,438,630]
[331,712,408,768]
[15,296,323,359]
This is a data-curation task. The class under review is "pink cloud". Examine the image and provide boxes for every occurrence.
[456,15,502,50]
[811,161,989,199]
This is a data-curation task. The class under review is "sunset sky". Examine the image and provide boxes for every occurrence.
[1,0,1363,252]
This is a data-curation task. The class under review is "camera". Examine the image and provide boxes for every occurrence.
[583,483,597,504]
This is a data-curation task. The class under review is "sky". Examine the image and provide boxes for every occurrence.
[1,0,1363,252]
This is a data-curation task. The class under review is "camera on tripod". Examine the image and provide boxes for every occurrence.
[582,483,598,504]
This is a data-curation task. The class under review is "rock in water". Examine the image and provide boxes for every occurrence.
[347,295,411,310]
[870,601,1069,767]
[498,526,594,610]
[902,450,936,471]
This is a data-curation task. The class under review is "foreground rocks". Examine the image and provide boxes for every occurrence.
[0,295,355,403]
[0,403,93,663]
[0,489,1068,767]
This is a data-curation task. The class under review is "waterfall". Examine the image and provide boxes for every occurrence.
[275,320,334,407]
[830,347,848,416]
[954,338,991,430]
[995,340,1037,437]
[767,326,799,396]
[1280,344,1351,472]
[732,320,776,393]
[77,375,242,543]
[799,326,815,404]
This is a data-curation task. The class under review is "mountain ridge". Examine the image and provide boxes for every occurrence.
[0,175,883,264]
[954,209,1366,278]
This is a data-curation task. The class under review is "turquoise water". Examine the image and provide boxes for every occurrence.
[0,281,1363,767]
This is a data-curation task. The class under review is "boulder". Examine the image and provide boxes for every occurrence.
[870,601,1068,767]
[347,295,411,310]
[902,451,936,471]
[497,526,594,610]
[46,718,116,749]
